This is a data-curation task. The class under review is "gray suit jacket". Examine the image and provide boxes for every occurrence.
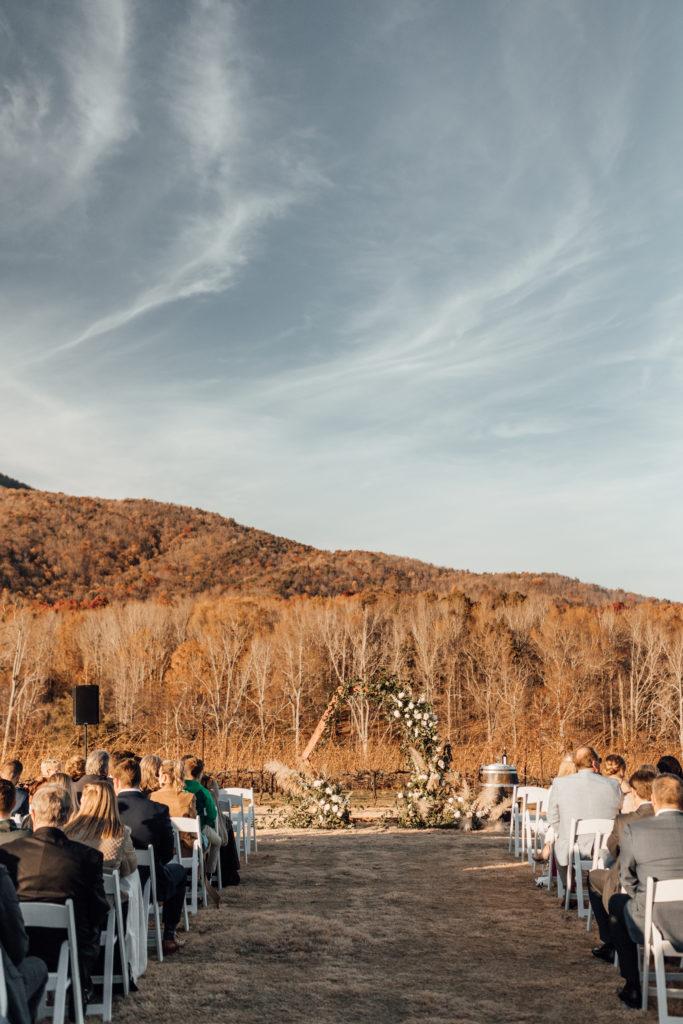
[621,810,683,947]
[547,769,622,865]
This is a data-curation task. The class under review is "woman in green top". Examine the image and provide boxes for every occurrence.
[182,756,222,898]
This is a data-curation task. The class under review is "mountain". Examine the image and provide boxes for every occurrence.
[0,472,31,490]
[0,484,642,606]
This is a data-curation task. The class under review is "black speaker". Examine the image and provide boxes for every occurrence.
[73,685,100,726]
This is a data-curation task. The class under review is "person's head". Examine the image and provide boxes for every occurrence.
[110,750,138,768]
[140,754,161,793]
[44,770,75,819]
[629,766,658,804]
[0,759,23,785]
[557,753,577,778]
[158,759,185,794]
[111,757,141,793]
[64,782,123,842]
[85,749,110,779]
[40,757,62,780]
[31,784,71,829]
[183,756,203,781]
[64,755,86,781]
[657,756,683,779]
[0,778,16,817]
[652,774,683,813]
[603,754,627,780]
[574,745,601,772]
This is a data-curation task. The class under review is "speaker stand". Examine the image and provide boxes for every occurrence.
[83,723,89,762]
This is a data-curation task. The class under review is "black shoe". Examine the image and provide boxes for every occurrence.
[617,982,641,1009]
[591,943,615,963]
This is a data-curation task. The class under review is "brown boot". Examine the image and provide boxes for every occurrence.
[162,938,179,956]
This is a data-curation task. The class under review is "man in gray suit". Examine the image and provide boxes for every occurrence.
[608,774,683,1008]
[546,744,622,881]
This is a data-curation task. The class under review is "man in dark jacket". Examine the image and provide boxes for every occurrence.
[113,758,186,955]
[0,784,109,1004]
[0,779,22,846]
[0,863,47,1024]
[0,761,29,819]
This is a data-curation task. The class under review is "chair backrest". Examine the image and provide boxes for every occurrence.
[19,898,83,1024]
[133,845,158,897]
[0,943,7,1018]
[171,815,201,836]
[574,817,614,838]
[651,878,683,905]
[224,786,254,803]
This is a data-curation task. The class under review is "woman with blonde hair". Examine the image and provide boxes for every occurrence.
[44,771,77,820]
[64,781,137,876]
[139,754,162,797]
[603,752,632,809]
[151,759,197,852]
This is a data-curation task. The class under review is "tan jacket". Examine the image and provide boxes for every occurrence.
[150,787,197,852]
[69,825,138,878]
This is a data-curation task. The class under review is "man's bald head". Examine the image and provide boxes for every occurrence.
[574,745,600,771]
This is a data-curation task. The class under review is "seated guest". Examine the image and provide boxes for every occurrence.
[182,757,221,903]
[203,774,241,886]
[588,765,657,962]
[73,750,112,801]
[607,773,683,1008]
[113,757,186,956]
[0,760,30,818]
[657,755,683,778]
[603,753,633,808]
[150,760,197,853]
[0,862,48,1024]
[64,781,137,877]
[535,753,576,862]
[39,758,62,781]
[0,778,22,845]
[139,755,162,798]
[44,772,77,820]
[64,755,86,783]
[0,784,109,1005]
[546,744,622,882]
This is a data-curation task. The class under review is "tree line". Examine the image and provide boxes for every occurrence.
[1,591,682,780]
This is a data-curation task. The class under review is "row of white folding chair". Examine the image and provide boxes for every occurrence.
[218,789,249,862]
[229,787,257,854]
[641,877,683,1021]
[564,817,614,924]
[525,791,550,870]
[170,815,207,918]
[19,898,84,1024]
[509,786,548,858]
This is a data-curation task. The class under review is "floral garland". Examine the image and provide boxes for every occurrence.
[324,675,473,829]
[265,761,351,829]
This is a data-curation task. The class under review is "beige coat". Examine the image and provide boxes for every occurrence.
[150,787,197,852]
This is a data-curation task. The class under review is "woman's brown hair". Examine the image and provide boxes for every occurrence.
[64,781,124,842]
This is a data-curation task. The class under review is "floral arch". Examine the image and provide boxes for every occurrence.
[269,676,471,829]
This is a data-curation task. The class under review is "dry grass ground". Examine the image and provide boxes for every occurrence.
[116,830,649,1024]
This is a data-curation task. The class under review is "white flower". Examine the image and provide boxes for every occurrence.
[393,710,401,718]
[438,759,445,769]
[323,803,330,812]
[420,773,428,781]
[408,701,414,709]
[313,780,323,788]
[424,714,431,722]
[447,797,454,803]
[457,796,464,804]
[454,810,461,820]
[398,690,405,698]
[397,791,404,799]
[325,787,333,795]
[336,809,343,817]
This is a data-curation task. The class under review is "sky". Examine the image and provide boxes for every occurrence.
[1,0,682,600]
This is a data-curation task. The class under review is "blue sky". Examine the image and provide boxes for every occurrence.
[1,0,682,599]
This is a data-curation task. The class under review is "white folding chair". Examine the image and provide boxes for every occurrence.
[171,830,191,931]
[219,789,247,863]
[509,786,545,858]
[135,846,164,962]
[641,877,683,1019]
[87,869,129,1021]
[0,946,7,1020]
[524,788,550,870]
[20,899,84,1024]
[171,816,206,914]
[224,787,257,854]
[565,817,614,920]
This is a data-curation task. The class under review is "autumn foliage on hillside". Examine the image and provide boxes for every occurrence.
[2,591,682,781]
[0,488,642,606]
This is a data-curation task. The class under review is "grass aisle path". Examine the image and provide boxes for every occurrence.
[116,830,641,1023]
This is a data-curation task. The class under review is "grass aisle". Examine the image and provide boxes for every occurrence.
[116,830,639,1023]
